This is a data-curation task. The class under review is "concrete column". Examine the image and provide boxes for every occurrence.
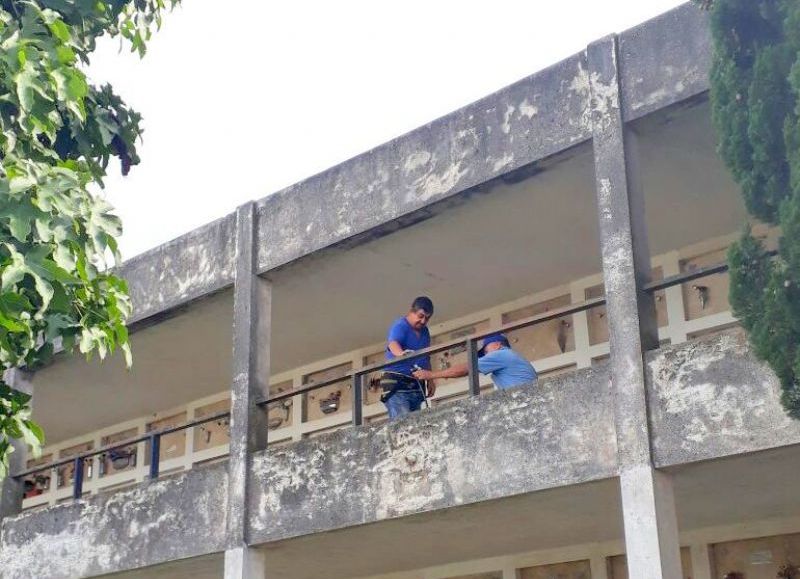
[689,543,713,579]
[588,35,682,579]
[618,466,681,578]
[0,370,34,519]
[588,554,610,579]
[226,202,271,552]
[225,546,266,579]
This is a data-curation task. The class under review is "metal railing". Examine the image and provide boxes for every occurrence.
[261,255,749,424]
[258,295,607,425]
[14,410,230,500]
[14,258,739,501]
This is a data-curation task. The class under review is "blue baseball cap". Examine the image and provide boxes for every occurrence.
[478,333,509,357]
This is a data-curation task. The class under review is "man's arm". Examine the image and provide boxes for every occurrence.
[414,350,505,382]
[387,319,411,358]
[387,341,407,357]
[413,363,468,381]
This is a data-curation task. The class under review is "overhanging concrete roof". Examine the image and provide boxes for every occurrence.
[121,2,711,324]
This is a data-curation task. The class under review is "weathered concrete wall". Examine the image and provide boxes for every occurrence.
[122,214,236,324]
[255,52,593,273]
[253,3,712,276]
[107,3,712,326]
[248,366,618,544]
[647,330,800,467]
[0,463,228,579]
[619,2,711,122]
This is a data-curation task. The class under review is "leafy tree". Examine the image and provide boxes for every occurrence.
[698,0,800,417]
[0,0,178,480]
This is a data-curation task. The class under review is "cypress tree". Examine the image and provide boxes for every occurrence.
[699,0,800,417]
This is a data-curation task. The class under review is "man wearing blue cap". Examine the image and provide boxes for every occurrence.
[412,332,537,390]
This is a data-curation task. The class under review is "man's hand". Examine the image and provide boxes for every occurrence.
[412,369,437,397]
[426,379,436,398]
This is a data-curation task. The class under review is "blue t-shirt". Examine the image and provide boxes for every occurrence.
[384,316,431,376]
[477,347,537,389]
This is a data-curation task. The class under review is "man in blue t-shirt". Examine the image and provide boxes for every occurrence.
[381,296,436,420]
[413,333,537,390]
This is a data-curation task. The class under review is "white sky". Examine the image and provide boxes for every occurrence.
[88,0,687,259]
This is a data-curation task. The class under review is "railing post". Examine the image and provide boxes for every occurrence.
[352,373,363,426]
[148,433,160,480]
[72,457,84,500]
[466,338,480,396]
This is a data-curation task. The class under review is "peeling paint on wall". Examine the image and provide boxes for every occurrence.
[519,99,539,119]
[618,3,711,121]
[256,50,597,274]
[123,216,236,324]
[0,464,228,579]
[648,330,800,467]
[249,365,617,544]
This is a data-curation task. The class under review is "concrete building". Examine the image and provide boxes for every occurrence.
[2,3,799,578]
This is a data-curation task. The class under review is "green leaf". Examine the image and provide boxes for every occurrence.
[121,341,132,368]
[55,45,76,65]
[0,0,179,482]
[47,19,70,43]
[40,259,80,284]
[52,243,77,271]
[78,328,93,354]
[0,311,28,333]
[0,197,45,242]
[1,245,28,289]
[19,419,43,458]
[8,176,36,195]
[15,63,51,113]
[44,313,74,342]
[0,293,33,315]
[23,420,45,445]
[33,273,54,312]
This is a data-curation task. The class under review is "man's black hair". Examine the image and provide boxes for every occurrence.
[411,296,434,316]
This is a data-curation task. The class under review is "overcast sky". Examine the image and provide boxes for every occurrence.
[88,0,688,259]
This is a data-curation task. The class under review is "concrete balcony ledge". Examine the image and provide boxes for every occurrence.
[0,462,228,579]
[647,329,800,467]
[248,363,617,544]
[246,329,800,544]
[2,329,797,579]
[0,364,617,579]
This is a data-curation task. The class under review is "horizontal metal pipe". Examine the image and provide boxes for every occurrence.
[643,262,728,293]
[263,296,607,405]
[643,251,778,293]
[14,410,231,479]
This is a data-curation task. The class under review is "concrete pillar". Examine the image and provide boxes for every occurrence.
[689,543,713,579]
[588,35,683,579]
[225,546,266,579]
[589,554,610,579]
[0,369,34,519]
[618,466,681,578]
[226,202,271,551]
